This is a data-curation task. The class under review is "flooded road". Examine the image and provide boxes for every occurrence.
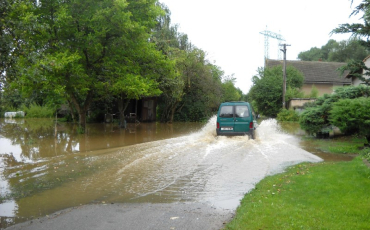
[0,117,322,228]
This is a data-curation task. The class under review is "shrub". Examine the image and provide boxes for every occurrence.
[308,85,319,98]
[359,147,370,162]
[277,109,299,122]
[330,97,370,144]
[22,103,55,118]
[299,85,370,136]
[299,106,327,134]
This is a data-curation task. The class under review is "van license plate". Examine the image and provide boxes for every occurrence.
[221,127,233,130]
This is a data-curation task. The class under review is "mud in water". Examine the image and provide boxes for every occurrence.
[0,117,329,228]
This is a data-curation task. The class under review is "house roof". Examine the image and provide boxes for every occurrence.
[265,59,351,84]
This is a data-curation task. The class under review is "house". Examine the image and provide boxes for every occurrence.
[266,59,351,96]
[124,97,157,123]
[288,98,316,112]
[346,55,370,86]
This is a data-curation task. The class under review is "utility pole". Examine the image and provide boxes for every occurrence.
[280,43,290,109]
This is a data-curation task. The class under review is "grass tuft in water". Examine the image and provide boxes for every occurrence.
[301,135,366,154]
[224,157,370,230]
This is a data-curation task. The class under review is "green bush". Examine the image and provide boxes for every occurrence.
[330,97,370,143]
[249,65,304,117]
[285,86,305,102]
[299,106,327,135]
[299,85,370,135]
[308,85,319,98]
[359,148,370,162]
[277,109,299,122]
[22,103,55,118]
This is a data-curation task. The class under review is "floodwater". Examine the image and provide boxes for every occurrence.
[0,117,348,229]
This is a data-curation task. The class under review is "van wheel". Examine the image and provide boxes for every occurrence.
[250,131,255,140]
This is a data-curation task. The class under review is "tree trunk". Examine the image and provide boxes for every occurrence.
[67,99,76,122]
[169,101,179,123]
[161,99,179,123]
[69,90,94,132]
[79,112,86,129]
[118,93,130,128]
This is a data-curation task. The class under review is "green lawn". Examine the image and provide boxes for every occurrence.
[225,157,370,230]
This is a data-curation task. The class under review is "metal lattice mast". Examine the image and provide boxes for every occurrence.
[263,33,269,60]
[259,27,286,60]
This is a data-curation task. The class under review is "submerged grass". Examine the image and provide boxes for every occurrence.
[225,158,370,230]
[301,135,367,154]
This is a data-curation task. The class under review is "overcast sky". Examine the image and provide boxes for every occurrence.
[159,0,364,93]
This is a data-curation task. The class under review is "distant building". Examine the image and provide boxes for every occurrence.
[345,55,370,86]
[125,97,157,123]
[266,59,351,96]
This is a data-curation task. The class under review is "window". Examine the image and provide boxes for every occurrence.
[219,106,233,118]
[235,105,249,118]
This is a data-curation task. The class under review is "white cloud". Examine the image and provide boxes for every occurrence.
[159,0,363,93]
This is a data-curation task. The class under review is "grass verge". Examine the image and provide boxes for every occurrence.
[224,157,370,230]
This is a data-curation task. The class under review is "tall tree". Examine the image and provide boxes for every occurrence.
[176,49,224,121]
[249,65,304,117]
[0,0,19,83]
[331,0,370,85]
[153,4,229,122]
[298,38,367,62]
[298,47,323,61]
[8,0,170,130]
[151,4,187,123]
[221,75,241,102]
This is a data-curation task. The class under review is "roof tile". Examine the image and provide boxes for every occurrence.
[266,59,351,84]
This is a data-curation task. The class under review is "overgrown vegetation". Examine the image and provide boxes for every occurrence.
[299,85,370,137]
[21,103,55,118]
[276,109,299,122]
[330,97,370,144]
[248,65,304,117]
[297,38,368,62]
[225,158,370,230]
[301,135,367,154]
[359,147,370,162]
[332,0,370,86]
[1,0,244,127]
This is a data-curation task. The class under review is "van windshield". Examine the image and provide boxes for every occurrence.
[219,106,233,118]
[235,105,249,118]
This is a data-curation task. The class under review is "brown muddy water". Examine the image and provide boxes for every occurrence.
[0,117,351,229]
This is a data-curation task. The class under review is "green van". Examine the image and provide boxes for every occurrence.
[216,101,257,139]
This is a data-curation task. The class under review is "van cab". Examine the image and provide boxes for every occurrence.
[216,101,257,139]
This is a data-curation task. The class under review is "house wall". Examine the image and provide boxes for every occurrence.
[288,99,316,109]
[353,77,364,86]
[358,57,370,86]
[301,83,335,96]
